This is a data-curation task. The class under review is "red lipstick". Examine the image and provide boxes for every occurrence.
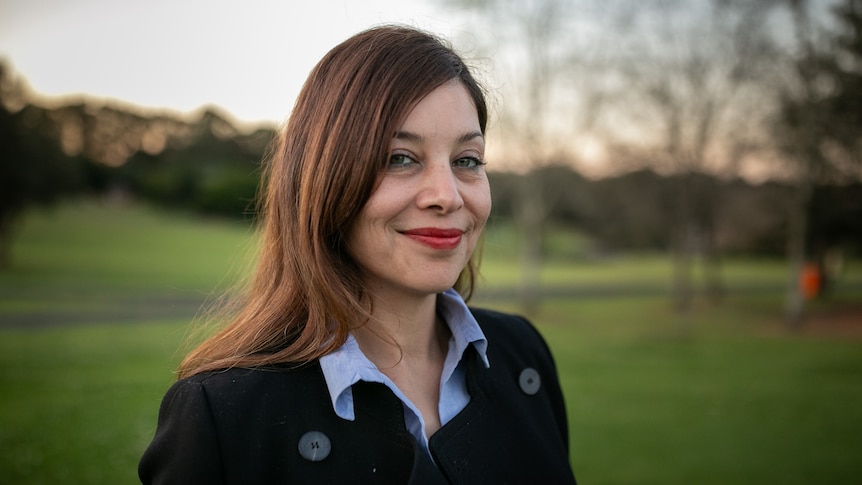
[401,228,464,250]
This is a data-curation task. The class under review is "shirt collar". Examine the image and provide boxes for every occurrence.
[318,288,489,421]
[437,288,489,369]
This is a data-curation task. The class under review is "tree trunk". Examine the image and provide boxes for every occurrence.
[699,178,724,304]
[517,173,545,315]
[671,175,694,315]
[671,225,694,315]
[703,241,725,305]
[784,179,812,328]
[0,212,14,270]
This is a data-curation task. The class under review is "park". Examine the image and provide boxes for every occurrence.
[2,0,861,482]
[1,202,860,484]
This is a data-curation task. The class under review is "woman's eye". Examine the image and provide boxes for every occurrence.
[453,157,485,169]
[388,154,416,169]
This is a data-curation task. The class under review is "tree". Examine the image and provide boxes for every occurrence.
[823,0,862,152]
[119,109,271,219]
[0,63,83,268]
[596,0,780,314]
[774,0,862,326]
[442,0,609,312]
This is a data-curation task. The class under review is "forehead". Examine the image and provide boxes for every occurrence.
[396,80,480,135]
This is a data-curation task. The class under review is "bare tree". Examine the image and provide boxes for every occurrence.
[773,0,862,326]
[596,0,779,315]
[442,0,609,312]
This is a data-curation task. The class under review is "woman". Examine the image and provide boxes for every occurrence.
[139,25,576,484]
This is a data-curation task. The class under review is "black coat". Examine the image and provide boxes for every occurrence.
[139,308,577,484]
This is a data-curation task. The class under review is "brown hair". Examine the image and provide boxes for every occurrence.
[178,25,488,378]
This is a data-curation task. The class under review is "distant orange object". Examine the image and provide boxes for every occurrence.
[800,263,822,299]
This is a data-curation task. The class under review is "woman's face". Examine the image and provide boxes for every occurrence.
[347,79,491,301]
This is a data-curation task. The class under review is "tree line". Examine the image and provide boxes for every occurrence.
[0,63,273,266]
[1,64,858,266]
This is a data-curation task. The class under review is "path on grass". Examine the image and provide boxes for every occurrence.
[0,293,211,328]
[6,282,856,329]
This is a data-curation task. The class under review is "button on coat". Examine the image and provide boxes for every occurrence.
[298,431,331,462]
[519,368,542,395]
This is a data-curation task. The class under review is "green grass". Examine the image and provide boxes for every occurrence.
[480,218,861,290]
[2,201,256,289]
[1,201,861,484]
[527,296,862,485]
[0,321,183,484]
[0,202,256,321]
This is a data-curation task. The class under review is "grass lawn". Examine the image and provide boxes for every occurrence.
[527,295,862,485]
[0,321,183,484]
[1,201,861,484]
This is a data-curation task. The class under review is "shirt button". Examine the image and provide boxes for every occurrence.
[298,431,331,462]
[519,368,541,395]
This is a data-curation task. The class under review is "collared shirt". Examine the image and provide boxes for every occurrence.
[319,288,490,455]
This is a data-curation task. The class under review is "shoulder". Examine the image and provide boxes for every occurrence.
[163,363,328,418]
[176,362,317,389]
[140,362,343,483]
[469,307,558,371]
[469,307,548,348]
[182,362,321,388]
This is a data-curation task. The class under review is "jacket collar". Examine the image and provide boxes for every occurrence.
[319,289,489,422]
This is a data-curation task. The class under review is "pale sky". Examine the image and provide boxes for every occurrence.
[2,0,841,180]
[0,0,471,125]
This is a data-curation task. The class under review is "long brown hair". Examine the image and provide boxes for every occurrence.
[178,25,488,379]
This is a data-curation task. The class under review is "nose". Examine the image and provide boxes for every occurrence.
[416,162,464,214]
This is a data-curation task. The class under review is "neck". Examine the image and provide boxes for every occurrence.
[353,291,449,368]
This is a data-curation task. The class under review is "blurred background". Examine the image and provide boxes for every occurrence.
[1,0,860,483]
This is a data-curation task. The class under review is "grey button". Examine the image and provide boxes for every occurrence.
[298,431,331,462]
[519,368,541,395]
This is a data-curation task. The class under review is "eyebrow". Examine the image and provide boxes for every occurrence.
[393,130,484,144]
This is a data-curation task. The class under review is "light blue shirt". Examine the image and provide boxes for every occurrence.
[319,288,490,455]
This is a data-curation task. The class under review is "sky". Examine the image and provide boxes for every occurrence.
[1,0,843,179]
[0,0,469,126]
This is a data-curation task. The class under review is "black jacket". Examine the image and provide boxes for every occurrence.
[139,308,576,484]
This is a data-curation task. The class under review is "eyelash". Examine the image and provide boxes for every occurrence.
[388,154,416,169]
[388,154,486,170]
[454,156,486,169]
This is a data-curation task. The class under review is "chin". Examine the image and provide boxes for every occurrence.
[405,278,461,297]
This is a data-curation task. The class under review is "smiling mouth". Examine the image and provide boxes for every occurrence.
[401,228,464,250]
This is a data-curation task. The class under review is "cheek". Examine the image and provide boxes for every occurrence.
[360,178,407,221]
[470,183,493,224]
[345,189,398,257]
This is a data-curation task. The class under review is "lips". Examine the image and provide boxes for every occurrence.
[401,227,464,250]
